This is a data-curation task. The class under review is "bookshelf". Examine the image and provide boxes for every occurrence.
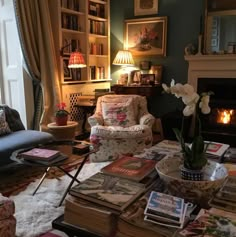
[49,0,111,128]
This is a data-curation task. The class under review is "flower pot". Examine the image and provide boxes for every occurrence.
[180,165,204,181]
[55,115,68,126]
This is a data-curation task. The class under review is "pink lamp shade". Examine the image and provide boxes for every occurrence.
[68,52,86,68]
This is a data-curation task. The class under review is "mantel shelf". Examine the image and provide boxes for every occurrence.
[185,54,236,62]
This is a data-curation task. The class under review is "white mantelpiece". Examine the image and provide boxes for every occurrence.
[185,54,236,91]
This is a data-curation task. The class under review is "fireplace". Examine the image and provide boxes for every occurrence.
[197,78,236,146]
[185,54,236,146]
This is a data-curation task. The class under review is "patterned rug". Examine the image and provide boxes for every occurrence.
[0,143,87,197]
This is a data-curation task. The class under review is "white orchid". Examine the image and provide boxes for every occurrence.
[162,79,211,116]
[162,79,214,170]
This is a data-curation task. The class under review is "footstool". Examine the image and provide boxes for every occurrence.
[0,194,16,237]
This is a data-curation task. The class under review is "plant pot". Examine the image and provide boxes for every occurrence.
[180,165,204,181]
[55,115,68,126]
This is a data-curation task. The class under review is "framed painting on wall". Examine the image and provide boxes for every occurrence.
[134,0,158,16]
[124,17,167,57]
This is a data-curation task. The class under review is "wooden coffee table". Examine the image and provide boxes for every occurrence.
[10,140,97,206]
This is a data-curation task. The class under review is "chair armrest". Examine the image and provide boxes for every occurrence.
[88,114,104,127]
[140,113,155,127]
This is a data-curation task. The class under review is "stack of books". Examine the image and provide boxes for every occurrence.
[101,155,158,188]
[19,147,68,165]
[144,191,196,229]
[69,172,146,212]
[64,195,119,236]
[209,176,236,213]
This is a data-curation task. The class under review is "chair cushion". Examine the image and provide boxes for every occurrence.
[101,100,136,127]
[0,110,11,136]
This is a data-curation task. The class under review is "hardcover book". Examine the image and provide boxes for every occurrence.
[20,148,60,161]
[101,156,157,182]
[205,141,230,158]
[69,172,146,211]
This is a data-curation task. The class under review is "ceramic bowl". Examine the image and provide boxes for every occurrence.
[155,156,228,206]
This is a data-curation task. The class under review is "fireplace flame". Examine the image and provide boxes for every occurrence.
[217,109,234,124]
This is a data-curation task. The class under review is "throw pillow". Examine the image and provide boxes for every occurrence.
[0,109,11,136]
[102,101,136,127]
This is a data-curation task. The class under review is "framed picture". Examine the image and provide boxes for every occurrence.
[140,74,155,85]
[134,0,158,16]
[124,17,167,57]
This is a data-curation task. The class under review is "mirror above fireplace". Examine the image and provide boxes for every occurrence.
[204,0,236,54]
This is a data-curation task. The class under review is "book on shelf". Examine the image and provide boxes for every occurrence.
[179,208,236,237]
[144,191,189,228]
[101,155,157,182]
[19,148,60,161]
[69,172,146,211]
[208,176,236,213]
[117,180,178,237]
[64,195,118,237]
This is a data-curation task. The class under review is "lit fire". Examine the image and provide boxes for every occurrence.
[217,109,234,124]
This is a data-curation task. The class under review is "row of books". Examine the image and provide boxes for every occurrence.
[19,148,68,165]
[88,2,105,18]
[61,0,80,11]
[61,13,81,31]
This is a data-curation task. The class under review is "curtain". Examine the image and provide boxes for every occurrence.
[13,0,61,130]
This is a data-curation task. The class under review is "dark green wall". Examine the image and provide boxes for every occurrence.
[110,0,204,117]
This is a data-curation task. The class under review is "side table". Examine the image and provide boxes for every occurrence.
[47,121,78,141]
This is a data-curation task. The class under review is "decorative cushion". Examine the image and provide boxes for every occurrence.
[101,101,136,127]
[0,110,11,136]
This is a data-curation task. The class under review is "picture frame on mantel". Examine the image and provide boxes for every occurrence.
[134,0,158,16]
[124,17,167,57]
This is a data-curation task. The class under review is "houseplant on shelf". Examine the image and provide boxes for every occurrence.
[55,102,69,126]
[162,79,214,180]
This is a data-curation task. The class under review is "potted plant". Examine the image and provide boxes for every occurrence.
[55,102,69,126]
[162,79,213,180]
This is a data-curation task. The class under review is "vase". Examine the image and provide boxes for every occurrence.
[180,165,204,181]
[55,115,68,126]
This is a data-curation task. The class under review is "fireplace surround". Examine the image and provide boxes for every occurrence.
[185,54,236,146]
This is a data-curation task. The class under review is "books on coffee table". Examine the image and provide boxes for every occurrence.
[69,172,146,211]
[20,148,60,161]
[101,155,157,182]
[144,191,196,229]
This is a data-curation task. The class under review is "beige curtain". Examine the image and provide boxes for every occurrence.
[14,0,61,131]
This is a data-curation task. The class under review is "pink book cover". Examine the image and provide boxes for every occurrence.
[101,156,157,181]
[20,148,60,160]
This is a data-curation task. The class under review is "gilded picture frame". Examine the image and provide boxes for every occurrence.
[134,0,158,16]
[124,17,167,57]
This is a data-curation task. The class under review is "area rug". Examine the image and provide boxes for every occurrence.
[9,161,109,237]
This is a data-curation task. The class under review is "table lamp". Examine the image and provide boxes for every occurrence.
[113,50,135,85]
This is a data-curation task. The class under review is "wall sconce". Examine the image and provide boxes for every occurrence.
[60,43,86,68]
[113,50,135,85]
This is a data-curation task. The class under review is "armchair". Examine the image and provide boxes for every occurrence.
[88,94,155,162]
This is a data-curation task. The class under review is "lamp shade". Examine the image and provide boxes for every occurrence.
[68,52,86,68]
[112,50,134,66]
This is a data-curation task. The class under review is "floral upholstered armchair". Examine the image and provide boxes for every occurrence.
[88,94,155,162]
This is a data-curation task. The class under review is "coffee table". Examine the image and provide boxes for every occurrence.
[10,140,97,206]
